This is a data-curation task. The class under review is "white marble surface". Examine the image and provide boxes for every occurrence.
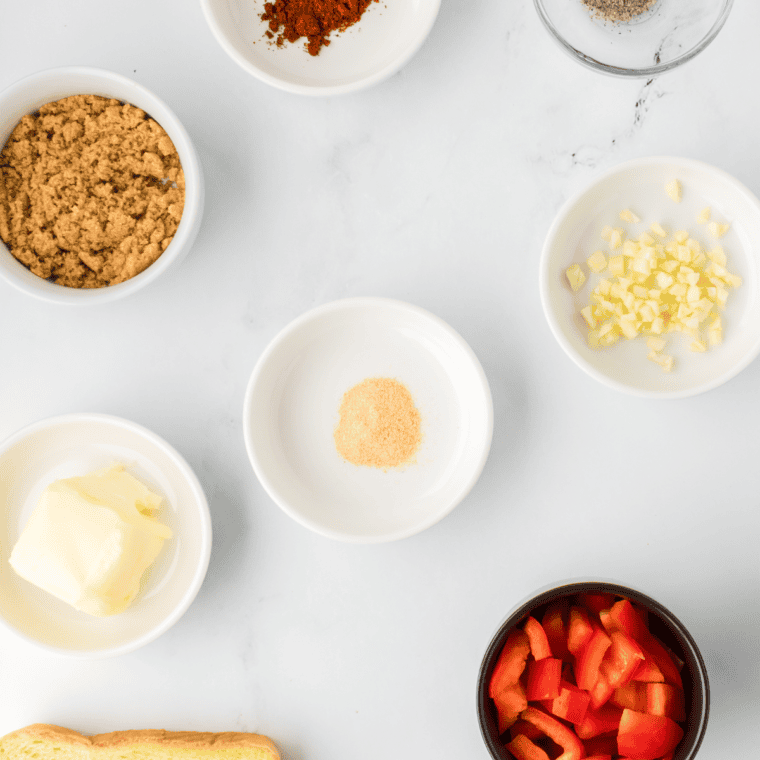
[1,1,759,758]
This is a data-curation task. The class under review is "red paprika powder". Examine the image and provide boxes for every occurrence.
[262,0,376,57]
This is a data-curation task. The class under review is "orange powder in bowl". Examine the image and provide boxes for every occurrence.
[334,378,421,469]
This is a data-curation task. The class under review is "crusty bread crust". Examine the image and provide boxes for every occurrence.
[0,725,280,758]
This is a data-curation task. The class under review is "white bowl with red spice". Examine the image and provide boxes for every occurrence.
[243,298,493,543]
[0,67,204,305]
[200,0,441,96]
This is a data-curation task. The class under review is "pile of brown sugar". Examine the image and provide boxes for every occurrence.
[262,0,377,57]
[0,95,184,288]
[334,377,422,470]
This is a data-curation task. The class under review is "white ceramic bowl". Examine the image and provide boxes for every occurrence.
[243,298,493,542]
[0,67,204,305]
[200,0,441,96]
[540,156,760,398]
[0,414,211,658]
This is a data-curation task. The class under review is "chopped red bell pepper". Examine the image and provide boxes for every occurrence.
[520,707,585,760]
[576,703,623,740]
[568,607,594,656]
[542,601,571,661]
[524,616,553,660]
[631,657,664,683]
[510,719,543,741]
[506,733,551,760]
[544,680,591,725]
[576,623,612,691]
[599,631,645,689]
[582,733,618,758]
[490,629,531,699]
[610,682,647,712]
[578,592,616,615]
[527,657,562,701]
[494,681,528,733]
[607,601,682,688]
[489,594,687,760]
[617,709,684,760]
[588,671,614,711]
[646,683,686,722]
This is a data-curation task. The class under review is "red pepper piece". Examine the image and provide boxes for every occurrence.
[545,680,591,725]
[646,683,686,722]
[490,629,531,699]
[588,671,615,710]
[631,657,664,683]
[617,709,684,760]
[524,616,553,660]
[599,631,645,689]
[576,623,612,691]
[575,703,623,740]
[494,681,528,733]
[611,682,647,712]
[582,733,618,758]
[527,657,562,701]
[607,601,683,688]
[506,733,551,760]
[578,592,616,615]
[542,601,571,661]
[520,706,585,760]
[510,719,543,742]
[568,607,594,656]
[584,756,612,760]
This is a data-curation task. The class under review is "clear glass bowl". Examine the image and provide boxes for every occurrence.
[533,0,733,77]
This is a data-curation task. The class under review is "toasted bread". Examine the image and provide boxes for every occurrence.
[0,724,280,760]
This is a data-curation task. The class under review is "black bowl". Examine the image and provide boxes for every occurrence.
[476,581,709,760]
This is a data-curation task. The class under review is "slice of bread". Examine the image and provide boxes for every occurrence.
[0,724,280,760]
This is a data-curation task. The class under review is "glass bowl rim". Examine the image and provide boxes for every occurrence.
[532,0,734,77]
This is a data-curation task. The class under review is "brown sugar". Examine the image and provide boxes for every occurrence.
[334,377,422,469]
[0,95,184,288]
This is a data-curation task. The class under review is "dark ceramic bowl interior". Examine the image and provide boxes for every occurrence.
[476,581,709,760]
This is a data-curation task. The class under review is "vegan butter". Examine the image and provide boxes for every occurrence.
[9,463,172,617]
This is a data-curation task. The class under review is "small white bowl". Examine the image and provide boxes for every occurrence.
[200,0,441,96]
[243,298,493,542]
[0,67,204,305]
[540,156,760,398]
[0,414,211,658]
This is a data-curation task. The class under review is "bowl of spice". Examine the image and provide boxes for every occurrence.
[200,0,441,96]
[0,67,204,304]
[533,0,733,76]
[243,298,493,542]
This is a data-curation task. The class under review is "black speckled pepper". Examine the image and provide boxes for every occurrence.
[581,0,657,23]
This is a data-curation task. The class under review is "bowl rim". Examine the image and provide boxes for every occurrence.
[538,154,760,399]
[476,578,710,760]
[533,0,734,78]
[0,412,212,659]
[199,0,442,96]
[242,296,494,543]
[0,66,205,306]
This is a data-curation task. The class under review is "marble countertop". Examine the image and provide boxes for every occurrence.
[1,1,759,758]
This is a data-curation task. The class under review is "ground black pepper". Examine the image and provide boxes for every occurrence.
[581,0,657,23]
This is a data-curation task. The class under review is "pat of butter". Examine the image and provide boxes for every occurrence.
[9,464,172,617]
